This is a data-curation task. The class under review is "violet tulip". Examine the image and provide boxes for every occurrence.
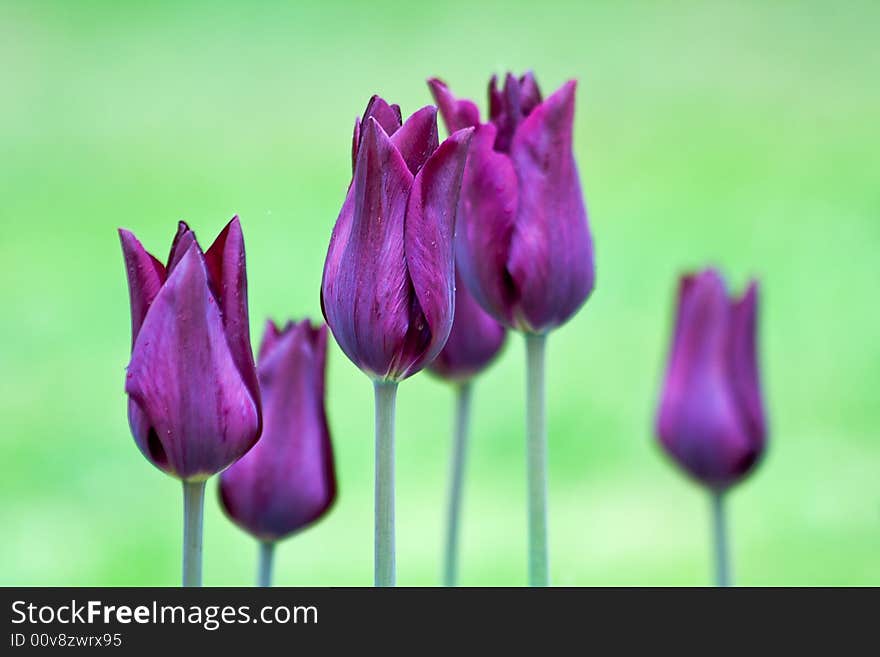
[655,269,767,586]
[220,319,336,586]
[428,274,505,586]
[320,96,473,586]
[429,72,595,585]
[119,217,262,586]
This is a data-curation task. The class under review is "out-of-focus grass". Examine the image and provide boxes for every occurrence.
[1,0,878,585]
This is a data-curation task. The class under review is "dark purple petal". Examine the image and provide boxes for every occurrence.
[351,116,361,173]
[656,271,762,490]
[219,320,335,541]
[489,73,523,153]
[321,117,414,379]
[204,216,262,423]
[427,77,481,133]
[507,79,595,332]
[429,271,507,381]
[518,71,543,116]
[488,74,503,124]
[361,95,402,137]
[729,280,766,449]
[125,244,260,480]
[399,127,473,376]
[165,221,199,274]
[454,122,520,327]
[118,228,165,346]
[391,105,439,175]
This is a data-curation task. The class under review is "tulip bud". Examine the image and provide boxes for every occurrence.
[321,96,474,381]
[219,320,336,541]
[656,270,767,490]
[428,73,595,334]
[428,272,506,382]
[119,217,262,481]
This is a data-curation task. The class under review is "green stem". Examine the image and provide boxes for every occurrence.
[258,540,275,587]
[443,380,473,587]
[711,491,731,587]
[525,333,549,587]
[374,381,398,587]
[182,480,206,587]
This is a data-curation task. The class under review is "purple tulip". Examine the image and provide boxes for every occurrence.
[428,73,595,334]
[429,272,506,381]
[219,320,336,541]
[119,217,262,481]
[656,270,767,491]
[321,96,474,381]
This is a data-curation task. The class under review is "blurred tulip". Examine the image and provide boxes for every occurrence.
[429,72,596,586]
[118,216,261,587]
[656,269,766,490]
[429,272,506,382]
[219,319,336,585]
[429,73,595,334]
[655,268,767,586]
[321,96,474,382]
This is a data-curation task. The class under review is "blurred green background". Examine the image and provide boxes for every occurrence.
[2,0,878,586]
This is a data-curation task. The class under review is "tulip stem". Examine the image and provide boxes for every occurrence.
[443,380,473,587]
[257,540,275,587]
[525,332,549,587]
[711,491,731,587]
[182,480,206,587]
[374,381,398,587]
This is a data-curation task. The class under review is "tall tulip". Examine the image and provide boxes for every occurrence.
[429,72,595,585]
[119,217,262,586]
[428,274,505,586]
[655,269,767,586]
[321,95,473,585]
[220,319,336,586]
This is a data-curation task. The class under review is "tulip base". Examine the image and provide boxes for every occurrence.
[182,480,206,587]
[711,491,731,587]
[374,381,398,587]
[525,333,549,587]
[443,380,473,587]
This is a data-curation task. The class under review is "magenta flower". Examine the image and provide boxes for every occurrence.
[656,269,767,491]
[219,319,336,542]
[119,218,262,482]
[428,73,595,334]
[429,272,506,382]
[321,96,474,382]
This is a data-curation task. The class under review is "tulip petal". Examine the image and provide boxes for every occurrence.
[427,77,481,133]
[488,74,503,123]
[401,127,473,375]
[321,117,414,379]
[204,216,262,419]
[125,244,260,480]
[219,320,335,540]
[507,79,595,332]
[518,71,543,116]
[257,319,283,363]
[361,95,402,137]
[165,221,198,274]
[429,271,507,381]
[118,228,165,345]
[455,122,520,326]
[729,280,766,448]
[391,105,439,175]
[351,116,361,173]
